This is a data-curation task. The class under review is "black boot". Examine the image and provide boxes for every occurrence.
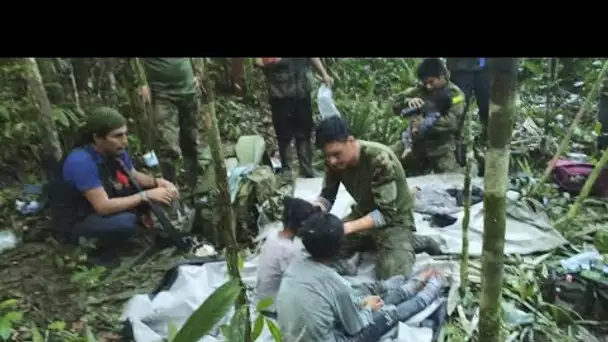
[277,139,292,175]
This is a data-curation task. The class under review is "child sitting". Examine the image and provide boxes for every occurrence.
[254,196,321,314]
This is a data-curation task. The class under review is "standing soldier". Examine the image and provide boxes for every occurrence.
[255,58,332,178]
[446,58,490,144]
[139,58,201,192]
[392,58,466,175]
[598,74,608,151]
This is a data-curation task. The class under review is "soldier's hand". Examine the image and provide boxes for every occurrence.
[401,148,412,159]
[141,85,151,104]
[312,200,328,212]
[145,187,174,205]
[407,98,424,109]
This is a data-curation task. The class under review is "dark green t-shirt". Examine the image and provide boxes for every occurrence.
[141,58,196,95]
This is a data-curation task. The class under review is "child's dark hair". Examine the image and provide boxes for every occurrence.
[298,212,344,260]
[282,196,322,233]
[314,116,351,150]
[417,58,447,80]
[430,87,453,115]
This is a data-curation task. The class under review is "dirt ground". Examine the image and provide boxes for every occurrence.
[0,220,183,341]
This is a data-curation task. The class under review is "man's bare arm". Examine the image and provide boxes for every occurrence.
[132,169,157,189]
[310,58,330,78]
[83,187,145,216]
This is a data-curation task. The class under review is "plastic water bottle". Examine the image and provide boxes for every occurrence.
[0,231,17,254]
[317,85,341,119]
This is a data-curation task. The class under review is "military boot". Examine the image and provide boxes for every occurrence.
[295,137,319,178]
[277,139,292,176]
[412,235,442,256]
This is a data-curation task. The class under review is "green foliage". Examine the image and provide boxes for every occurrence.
[171,279,241,342]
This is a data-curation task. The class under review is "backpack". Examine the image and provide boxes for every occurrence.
[195,135,284,246]
[552,159,608,197]
[541,268,608,323]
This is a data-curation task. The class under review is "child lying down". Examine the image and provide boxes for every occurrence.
[276,212,444,342]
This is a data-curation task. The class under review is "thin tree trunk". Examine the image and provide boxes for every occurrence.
[460,94,474,292]
[196,58,252,342]
[231,58,245,97]
[478,58,518,342]
[23,58,62,162]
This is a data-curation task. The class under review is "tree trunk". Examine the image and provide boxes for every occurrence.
[23,58,63,173]
[478,58,518,342]
[460,93,474,292]
[231,58,245,97]
[196,58,252,342]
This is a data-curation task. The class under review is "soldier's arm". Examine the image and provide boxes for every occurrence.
[316,167,341,212]
[344,151,399,235]
[392,86,423,115]
[310,58,330,79]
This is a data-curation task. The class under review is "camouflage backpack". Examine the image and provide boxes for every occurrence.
[195,135,288,245]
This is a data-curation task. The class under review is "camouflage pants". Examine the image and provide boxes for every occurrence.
[391,140,460,176]
[152,93,201,190]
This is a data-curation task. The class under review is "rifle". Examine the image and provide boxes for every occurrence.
[116,159,194,252]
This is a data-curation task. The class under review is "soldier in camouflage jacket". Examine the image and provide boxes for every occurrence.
[392,58,466,176]
[313,116,440,279]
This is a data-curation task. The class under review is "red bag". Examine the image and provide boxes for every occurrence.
[552,159,608,197]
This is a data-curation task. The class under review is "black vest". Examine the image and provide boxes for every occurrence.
[48,147,138,240]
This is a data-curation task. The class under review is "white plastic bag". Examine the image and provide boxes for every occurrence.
[317,84,341,119]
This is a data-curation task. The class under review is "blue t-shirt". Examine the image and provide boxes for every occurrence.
[62,145,134,192]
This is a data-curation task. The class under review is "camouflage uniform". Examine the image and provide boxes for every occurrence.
[263,58,315,177]
[318,140,418,279]
[141,58,201,190]
[392,82,465,176]
[598,74,608,150]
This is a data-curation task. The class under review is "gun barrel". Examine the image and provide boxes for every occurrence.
[400,106,421,117]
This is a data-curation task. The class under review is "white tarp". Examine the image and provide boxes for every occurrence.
[121,174,568,342]
[294,173,568,256]
[121,249,458,342]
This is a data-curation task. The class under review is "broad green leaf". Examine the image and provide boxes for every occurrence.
[48,321,66,331]
[173,279,241,342]
[595,122,602,134]
[85,324,98,342]
[251,314,265,341]
[0,299,17,309]
[30,323,44,342]
[167,322,179,341]
[238,253,245,271]
[265,318,283,342]
[3,311,22,323]
[0,324,11,341]
[256,297,273,311]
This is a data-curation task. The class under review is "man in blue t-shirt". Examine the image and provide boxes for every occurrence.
[53,107,179,262]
